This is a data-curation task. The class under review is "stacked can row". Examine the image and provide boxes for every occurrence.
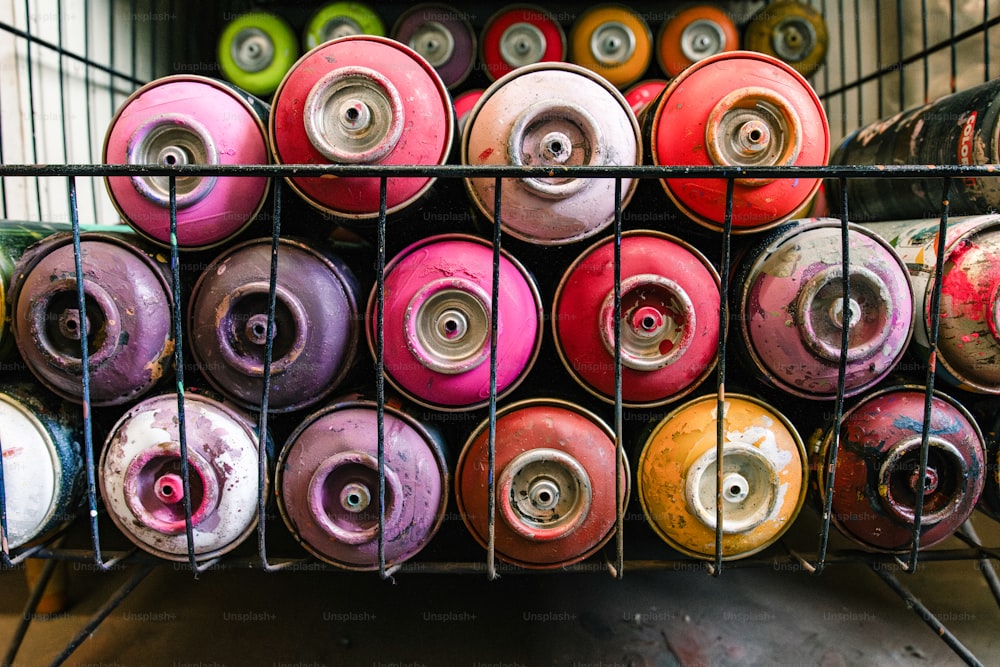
[215,1,829,97]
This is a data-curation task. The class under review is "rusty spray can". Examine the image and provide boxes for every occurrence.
[733,218,914,399]
[743,0,828,78]
[811,385,985,552]
[656,4,739,78]
[568,4,652,89]
[368,234,542,411]
[828,78,1000,220]
[479,5,566,82]
[552,230,721,407]
[217,12,299,97]
[392,4,477,91]
[861,215,1000,394]
[8,232,174,407]
[455,398,629,569]
[463,62,641,245]
[0,382,84,551]
[276,394,448,571]
[637,393,808,560]
[269,35,453,224]
[99,391,268,562]
[188,237,361,413]
[642,50,829,233]
[304,2,386,48]
[103,75,271,250]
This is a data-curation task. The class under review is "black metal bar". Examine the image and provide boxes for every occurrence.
[921,0,929,103]
[955,522,1000,609]
[612,176,624,580]
[2,556,60,666]
[377,176,388,581]
[21,1,42,218]
[45,564,155,667]
[870,564,985,667]
[487,176,502,581]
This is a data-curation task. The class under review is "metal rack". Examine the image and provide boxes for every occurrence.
[1,2,1000,666]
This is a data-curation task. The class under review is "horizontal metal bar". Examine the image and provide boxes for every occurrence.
[0,163,999,179]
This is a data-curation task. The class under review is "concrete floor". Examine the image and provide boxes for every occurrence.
[2,509,999,667]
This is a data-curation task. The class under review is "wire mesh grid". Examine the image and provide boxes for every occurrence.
[1,2,1000,665]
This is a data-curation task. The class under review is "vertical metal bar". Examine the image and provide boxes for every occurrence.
[870,564,985,667]
[612,176,624,580]
[377,176,388,580]
[985,1,991,82]
[487,176,502,581]
[83,1,97,223]
[130,0,138,83]
[876,0,884,118]
[711,176,735,576]
[0,415,7,563]
[949,0,957,93]
[45,564,156,667]
[899,0,908,108]
[905,177,953,572]
[256,178,282,571]
[854,0,862,128]
[838,0,848,139]
[815,177,851,574]
[22,0,43,218]
[921,0,929,103]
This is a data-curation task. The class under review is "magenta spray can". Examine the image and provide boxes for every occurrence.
[811,385,986,552]
[276,394,448,571]
[462,62,641,245]
[268,35,453,223]
[733,218,914,399]
[8,232,174,407]
[187,237,360,413]
[368,234,542,411]
[552,230,721,407]
[860,215,1000,394]
[99,391,267,562]
[103,75,271,251]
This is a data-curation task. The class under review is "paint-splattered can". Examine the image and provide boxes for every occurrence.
[187,237,360,413]
[99,391,267,562]
[455,398,629,569]
[463,62,641,245]
[623,79,666,117]
[656,4,739,77]
[642,50,829,233]
[217,12,300,97]
[828,77,1000,220]
[861,215,1000,394]
[810,385,985,552]
[368,234,542,411]
[0,382,84,550]
[269,36,453,223]
[8,232,174,407]
[103,75,271,250]
[743,0,828,78]
[552,230,720,407]
[392,4,476,90]
[637,393,807,560]
[304,2,386,49]
[479,5,566,82]
[733,218,914,399]
[276,394,448,571]
[568,4,652,89]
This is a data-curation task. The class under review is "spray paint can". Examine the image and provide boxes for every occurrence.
[269,35,453,223]
[743,0,828,78]
[623,79,666,117]
[216,12,299,98]
[454,88,485,138]
[276,394,448,571]
[637,393,808,560]
[811,385,985,552]
[479,5,566,82]
[568,4,652,89]
[304,2,386,48]
[733,219,914,399]
[455,398,629,569]
[969,399,1000,519]
[642,50,829,233]
[8,232,174,407]
[99,391,267,562]
[392,4,476,90]
[861,215,1000,394]
[187,237,360,413]
[463,62,641,245]
[103,75,271,250]
[0,383,84,551]
[368,234,542,411]
[656,4,739,77]
[827,77,1000,221]
[552,230,720,407]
